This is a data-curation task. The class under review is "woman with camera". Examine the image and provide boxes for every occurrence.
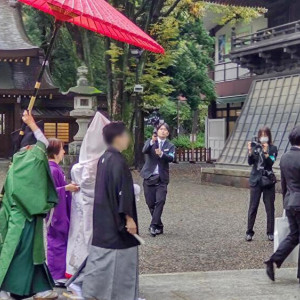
[246,126,278,242]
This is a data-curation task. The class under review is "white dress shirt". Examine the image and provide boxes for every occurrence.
[33,128,49,148]
[150,137,165,175]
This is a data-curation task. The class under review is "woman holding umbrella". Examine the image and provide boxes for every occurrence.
[0,111,58,300]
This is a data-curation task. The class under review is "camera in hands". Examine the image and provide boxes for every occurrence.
[251,136,263,154]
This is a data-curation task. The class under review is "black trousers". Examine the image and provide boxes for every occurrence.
[246,184,275,236]
[143,180,168,228]
[271,209,300,278]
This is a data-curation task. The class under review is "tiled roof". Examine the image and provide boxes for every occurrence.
[0,58,59,93]
[218,75,300,167]
[205,0,267,7]
[0,0,39,57]
[32,108,72,117]
[0,0,58,93]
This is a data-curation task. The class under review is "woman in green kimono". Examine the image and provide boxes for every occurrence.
[0,111,58,300]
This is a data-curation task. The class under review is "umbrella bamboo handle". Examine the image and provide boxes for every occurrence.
[27,20,63,112]
[15,20,63,153]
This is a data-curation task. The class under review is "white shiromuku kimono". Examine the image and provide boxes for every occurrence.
[66,112,110,277]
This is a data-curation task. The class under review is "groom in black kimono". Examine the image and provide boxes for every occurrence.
[66,122,143,300]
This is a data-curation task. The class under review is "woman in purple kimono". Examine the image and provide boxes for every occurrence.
[47,138,80,287]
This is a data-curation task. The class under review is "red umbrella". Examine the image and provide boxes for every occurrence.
[19,0,165,54]
[16,0,164,148]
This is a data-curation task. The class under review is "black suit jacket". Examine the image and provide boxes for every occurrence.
[140,139,175,184]
[280,147,300,209]
[248,144,278,187]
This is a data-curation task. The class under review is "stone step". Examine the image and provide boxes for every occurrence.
[201,166,282,191]
[139,268,299,300]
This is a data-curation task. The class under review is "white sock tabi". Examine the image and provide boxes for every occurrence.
[0,291,11,300]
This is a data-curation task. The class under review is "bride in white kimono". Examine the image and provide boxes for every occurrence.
[66,112,110,277]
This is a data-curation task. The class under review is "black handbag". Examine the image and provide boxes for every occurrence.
[260,170,277,188]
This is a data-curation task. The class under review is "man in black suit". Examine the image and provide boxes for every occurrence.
[265,125,300,281]
[140,123,175,237]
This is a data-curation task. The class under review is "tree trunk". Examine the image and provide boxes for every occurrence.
[81,29,94,85]
[132,0,167,169]
[134,92,145,170]
[104,37,114,119]
[191,108,200,134]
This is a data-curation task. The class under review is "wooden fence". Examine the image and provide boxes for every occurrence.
[175,147,212,163]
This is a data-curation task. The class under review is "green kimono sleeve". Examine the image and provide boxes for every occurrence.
[10,141,58,220]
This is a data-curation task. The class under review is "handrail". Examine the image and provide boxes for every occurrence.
[232,20,300,49]
[211,62,252,82]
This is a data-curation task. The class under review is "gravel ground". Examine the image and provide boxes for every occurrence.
[0,162,287,275]
[133,164,286,274]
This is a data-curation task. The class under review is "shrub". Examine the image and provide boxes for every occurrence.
[145,125,154,140]
[171,133,205,148]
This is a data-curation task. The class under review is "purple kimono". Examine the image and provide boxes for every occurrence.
[47,161,71,280]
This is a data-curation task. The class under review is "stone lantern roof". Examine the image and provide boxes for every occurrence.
[66,65,102,96]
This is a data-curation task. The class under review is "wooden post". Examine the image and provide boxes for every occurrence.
[207,147,212,163]
[189,133,196,164]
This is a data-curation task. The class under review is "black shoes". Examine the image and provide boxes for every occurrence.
[245,234,274,242]
[149,226,156,237]
[264,260,275,281]
[149,226,164,237]
[155,227,164,235]
[245,234,253,242]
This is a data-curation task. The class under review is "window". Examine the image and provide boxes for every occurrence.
[44,123,70,143]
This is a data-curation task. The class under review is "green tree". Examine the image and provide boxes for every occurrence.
[166,18,216,134]
[21,0,263,165]
[22,7,79,90]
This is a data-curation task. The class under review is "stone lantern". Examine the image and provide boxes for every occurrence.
[67,65,101,155]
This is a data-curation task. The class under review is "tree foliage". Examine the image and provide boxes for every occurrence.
[21,0,263,137]
[206,3,266,25]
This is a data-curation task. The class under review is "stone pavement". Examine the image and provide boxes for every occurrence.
[139,268,300,300]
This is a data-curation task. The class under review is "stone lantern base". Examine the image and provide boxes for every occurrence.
[68,109,95,156]
[62,64,102,177]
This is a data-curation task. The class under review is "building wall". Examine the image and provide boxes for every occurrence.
[207,17,267,154]
[214,16,267,82]
[268,0,300,27]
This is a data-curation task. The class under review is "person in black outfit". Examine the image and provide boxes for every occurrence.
[66,122,142,300]
[265,126,300,282]
[246,126,278,242]
[140,123,175,237]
